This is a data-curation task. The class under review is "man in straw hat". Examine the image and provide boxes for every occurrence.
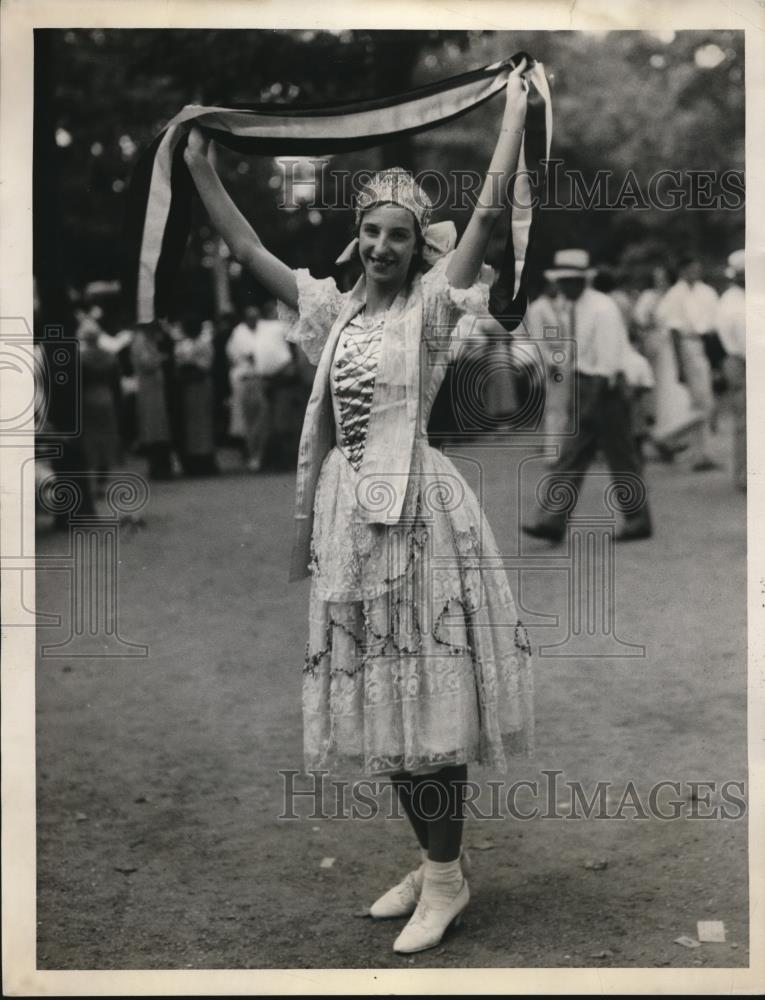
[716,249,746,491]
[523,248,653,543]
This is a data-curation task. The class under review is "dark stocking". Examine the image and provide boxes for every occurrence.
[391,764,468,862]
[390,771,429,851]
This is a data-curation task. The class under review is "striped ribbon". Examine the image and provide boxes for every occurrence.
[125,54,552,328]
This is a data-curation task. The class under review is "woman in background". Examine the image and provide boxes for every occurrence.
[633,264,694,462]
[131,323,175,480]
[173,317,218,476]
[77,318,123,496]
[227,302,293,470]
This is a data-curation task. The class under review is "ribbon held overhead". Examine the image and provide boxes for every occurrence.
[125,54,552,328]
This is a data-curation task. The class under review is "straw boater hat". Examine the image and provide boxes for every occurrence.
[725,248,745,279]
[544,248,597,281]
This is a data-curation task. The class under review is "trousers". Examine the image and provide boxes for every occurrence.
[533,372,650,531]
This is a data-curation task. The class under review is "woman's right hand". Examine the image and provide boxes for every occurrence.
[183,126,211,169]
[502,57,529,127]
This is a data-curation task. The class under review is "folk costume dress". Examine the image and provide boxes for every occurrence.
[279,251,533,777]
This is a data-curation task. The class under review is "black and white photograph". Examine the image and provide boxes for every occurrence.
[1,0,764,994]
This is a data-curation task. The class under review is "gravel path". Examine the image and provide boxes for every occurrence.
[36,426,748,969]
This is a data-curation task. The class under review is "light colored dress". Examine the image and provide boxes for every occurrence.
[174,332,216,462]
[227,319,292,438]
[131,331,171,446]
[79,345,122,472]
[279,256,534,777]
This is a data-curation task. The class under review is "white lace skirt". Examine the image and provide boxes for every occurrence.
[302,442,534,776]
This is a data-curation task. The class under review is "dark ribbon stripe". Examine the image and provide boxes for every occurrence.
[125,54,550,325]
[198,77,509,154]
[489,74,549,333]
[213,53,530,117]
[154,139,197,320]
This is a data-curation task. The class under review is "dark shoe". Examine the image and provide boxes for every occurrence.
[691,458,723,472]
[616,518,653,542]
[654,440,688,463]
[522,522,565,544]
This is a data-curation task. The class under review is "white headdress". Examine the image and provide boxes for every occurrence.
[336,167,457,267]
[354,167,433,231]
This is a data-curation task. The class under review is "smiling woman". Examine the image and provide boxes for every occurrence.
[357,204,421,295]
[180,58,535,956]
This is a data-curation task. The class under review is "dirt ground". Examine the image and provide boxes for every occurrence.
[35,422,748,971]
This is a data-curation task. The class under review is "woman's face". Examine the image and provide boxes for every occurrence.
[358,203,418,288]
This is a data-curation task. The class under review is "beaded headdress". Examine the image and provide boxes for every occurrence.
[354,167,433,233]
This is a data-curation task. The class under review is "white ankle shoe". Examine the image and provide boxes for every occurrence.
[369,868,422,919]
[393,876,470,954]
[369,851,472,919]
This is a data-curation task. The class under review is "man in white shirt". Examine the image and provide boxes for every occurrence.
[717,249,746,491]
[656,256,720,471]
[522,249,652,543]
[227,303,292,471]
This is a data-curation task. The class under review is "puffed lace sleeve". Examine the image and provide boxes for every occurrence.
[420,250,493,354]
[276,269,346,365]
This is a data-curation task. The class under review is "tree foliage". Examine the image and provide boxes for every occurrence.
[36,27,744,319]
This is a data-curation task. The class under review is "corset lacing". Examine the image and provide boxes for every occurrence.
[331,310,385,470]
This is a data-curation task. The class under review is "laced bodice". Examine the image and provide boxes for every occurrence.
[330,310,386,471]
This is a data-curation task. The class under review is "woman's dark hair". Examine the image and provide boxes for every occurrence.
[676,254,699,272]
[178,313,203,337]
[408,229,427,280]
[641,261,675,288]
[592,268,616,294]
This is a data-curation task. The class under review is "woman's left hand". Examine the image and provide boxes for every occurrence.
[503,57,529,125]
[184,125,212,169]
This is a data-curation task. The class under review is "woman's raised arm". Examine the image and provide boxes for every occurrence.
[183,127,299,310]
[447,58,529,290]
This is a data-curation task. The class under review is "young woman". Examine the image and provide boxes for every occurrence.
[76,319,123,496]
[183,59,534,954]
[172,317,219,476]
[131,322,175,480]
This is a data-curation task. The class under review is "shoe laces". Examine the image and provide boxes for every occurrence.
[407,898,434,928]
[391,869,420,903]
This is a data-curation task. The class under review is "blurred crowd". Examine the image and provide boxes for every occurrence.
[515,246,745,542]
[34,244,745,531]
[38,292,314,491]
[455,247,746,494]
[558,249,745,488]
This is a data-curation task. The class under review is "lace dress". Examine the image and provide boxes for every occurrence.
[279,255,534,777]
